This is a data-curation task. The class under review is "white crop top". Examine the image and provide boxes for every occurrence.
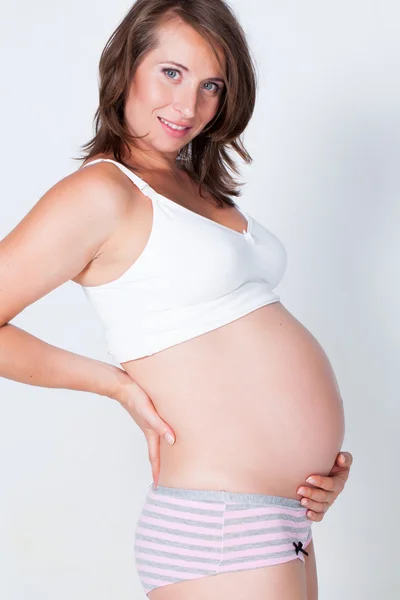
[79,159,287,363]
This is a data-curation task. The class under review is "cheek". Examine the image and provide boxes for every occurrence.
[200,97,221,121]
[138,77,173,108]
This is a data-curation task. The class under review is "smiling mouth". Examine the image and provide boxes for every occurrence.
[158,117,192,131]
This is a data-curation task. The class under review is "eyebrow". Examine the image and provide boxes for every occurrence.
[159,61,225,83]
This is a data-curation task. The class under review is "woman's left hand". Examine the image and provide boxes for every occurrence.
[297,451,353,522]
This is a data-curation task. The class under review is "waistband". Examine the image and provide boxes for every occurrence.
[149,482,303,509]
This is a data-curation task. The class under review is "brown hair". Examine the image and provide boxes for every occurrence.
[76,0,258,208]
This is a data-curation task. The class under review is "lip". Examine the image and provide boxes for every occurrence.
[158,116,192,129]
[158,116,193,138]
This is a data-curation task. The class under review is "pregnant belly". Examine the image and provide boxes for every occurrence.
[124,302,345,499]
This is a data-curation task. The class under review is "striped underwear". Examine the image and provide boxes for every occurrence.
[134,482,313,597]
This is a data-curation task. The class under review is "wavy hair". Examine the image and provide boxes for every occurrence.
[76,0,258,208]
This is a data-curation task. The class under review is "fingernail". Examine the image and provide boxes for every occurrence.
[164,433,175,445]
[306,477,316,484]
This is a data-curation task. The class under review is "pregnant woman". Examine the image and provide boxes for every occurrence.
[0,1,352,598]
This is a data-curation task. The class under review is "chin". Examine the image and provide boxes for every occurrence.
[153,138,188,152]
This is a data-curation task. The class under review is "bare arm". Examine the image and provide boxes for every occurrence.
[0,163,129,399]
[0,323,124,398]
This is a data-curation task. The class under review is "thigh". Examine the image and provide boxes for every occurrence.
[148,559,307,600]
[305,539,318,600]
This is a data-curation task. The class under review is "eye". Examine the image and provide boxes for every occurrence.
[162,68,223,93]
[162,68,180,80]
[203,81,222,93]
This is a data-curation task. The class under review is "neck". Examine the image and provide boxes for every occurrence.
[124,144,183,175]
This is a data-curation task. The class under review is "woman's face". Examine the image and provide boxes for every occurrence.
[124,17,226,162]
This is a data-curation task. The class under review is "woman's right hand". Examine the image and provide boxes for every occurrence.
[112,369,175,487]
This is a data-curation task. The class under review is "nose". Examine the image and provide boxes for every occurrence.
[172,83,197,119]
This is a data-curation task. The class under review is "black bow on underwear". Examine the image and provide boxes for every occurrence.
[293,541,309,556]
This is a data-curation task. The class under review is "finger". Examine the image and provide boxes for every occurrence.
[306,510,324,522]
[300,498,330,514]
[142,406,175,446]
[298,485,336,503]
[337,451,353,468]
[146,432,160,485]
[305,475,336,492]
[150,416,175,446]
[163,430,176,445]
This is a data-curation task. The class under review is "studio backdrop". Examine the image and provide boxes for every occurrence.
[0,1,398,598]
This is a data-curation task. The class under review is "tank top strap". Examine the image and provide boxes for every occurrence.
[80,158,157,201]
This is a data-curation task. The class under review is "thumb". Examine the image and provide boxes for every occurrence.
[329,451,353,476]
[334,451,353,471]
[339,451,353,467]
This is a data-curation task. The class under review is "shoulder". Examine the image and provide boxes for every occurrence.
[32,156,140,264]
[69,155,134,210]
[48,155,141,231]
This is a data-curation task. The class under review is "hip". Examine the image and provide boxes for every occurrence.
[134,481,313,597]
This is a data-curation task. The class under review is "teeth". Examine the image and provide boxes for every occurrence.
[160,117,187,131]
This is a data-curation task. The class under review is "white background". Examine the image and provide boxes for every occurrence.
[0,0,399,598]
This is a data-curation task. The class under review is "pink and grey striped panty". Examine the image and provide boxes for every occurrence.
[134,482,313,597]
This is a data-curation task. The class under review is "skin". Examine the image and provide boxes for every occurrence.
[122,15,226,176]
[114,15,353,523]
[0,15,353,599]
[119,372,353,522]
